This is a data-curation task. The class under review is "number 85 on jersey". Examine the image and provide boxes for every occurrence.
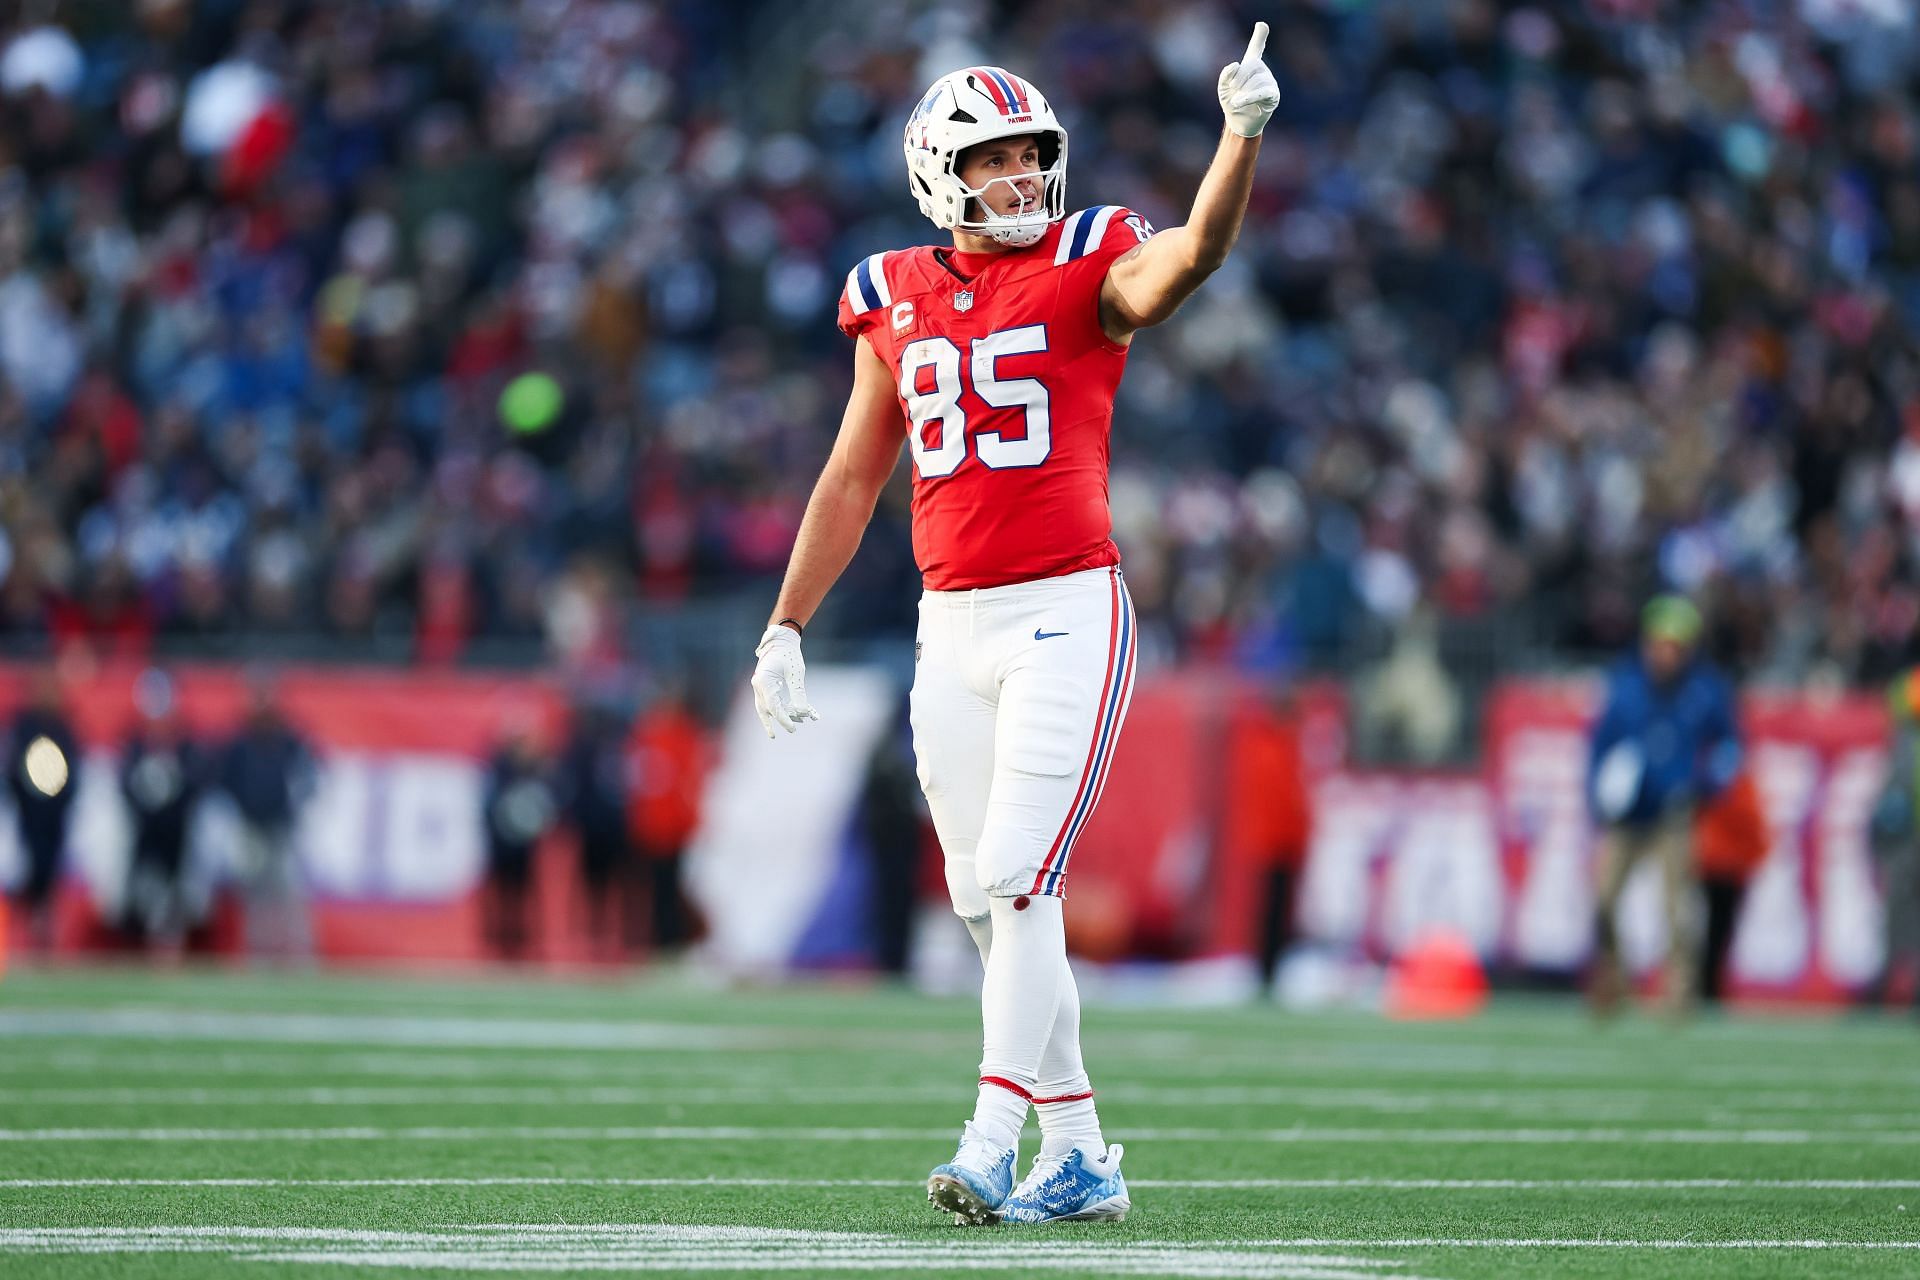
[900,323,1052,477]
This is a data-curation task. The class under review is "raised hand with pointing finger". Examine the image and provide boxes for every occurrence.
[1218,21,1281,138]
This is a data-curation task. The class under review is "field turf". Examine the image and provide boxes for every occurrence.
[1,967,1917,1278]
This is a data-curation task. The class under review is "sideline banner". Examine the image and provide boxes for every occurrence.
[0,663,570,960]
[0,663,1893,999]
[1297,682,1889,998]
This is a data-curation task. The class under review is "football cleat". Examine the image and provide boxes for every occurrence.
[997,1142,1130,1224]
[925,1121,1016,1226]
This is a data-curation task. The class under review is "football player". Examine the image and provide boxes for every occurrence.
[750,24,1280,1226]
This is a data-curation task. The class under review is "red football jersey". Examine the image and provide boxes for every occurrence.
[837,205,1153,590]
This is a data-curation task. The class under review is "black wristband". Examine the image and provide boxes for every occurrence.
[775,617,805,637]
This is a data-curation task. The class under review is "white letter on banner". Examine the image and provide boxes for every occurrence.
[301,756,375,895]
[379,757,485,899]
[1381,783,1501,955]
[1503,726,1596,970]
[1297,775,1398,946]
[1733,743,1816,982]
[1818,747,1886,985]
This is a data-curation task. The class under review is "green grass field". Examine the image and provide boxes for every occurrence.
[1,967,1917,1278]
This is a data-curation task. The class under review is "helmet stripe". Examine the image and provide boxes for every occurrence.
[986,68,1023,115]
[1003,73,1032,114]
[969,66,1009,114]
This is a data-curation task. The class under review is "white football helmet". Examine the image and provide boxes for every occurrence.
[903,66,1067,247]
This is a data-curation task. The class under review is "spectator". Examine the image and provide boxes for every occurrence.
[1870,667,1920,1010]
[218,674,315,962]
[623,685,710,955]
[1588,596,1742,1016]
[120,670,207,949]
[856,704,924,979]
[560,698,629,961]
[1223,684,1315,997]
[5,668,78,949]
[481,721,555,961]
[1692,768,1769,1004]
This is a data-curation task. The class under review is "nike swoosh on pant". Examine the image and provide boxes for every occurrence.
[1034,629,1069,640]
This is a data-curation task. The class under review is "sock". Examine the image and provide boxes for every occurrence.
[965,1080,1029,1154]
[969,894,1066,1150]
[1034,954,1105,1158]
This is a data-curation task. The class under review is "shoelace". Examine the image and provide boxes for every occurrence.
[952,1122,1006,1176]
[1011,1150,1072,1199]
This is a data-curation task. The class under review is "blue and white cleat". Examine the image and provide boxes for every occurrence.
[925,1122,1016,1226]
[997,1143,1130,1224]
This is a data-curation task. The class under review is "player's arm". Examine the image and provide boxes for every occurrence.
[1098,22,1279,344]
[751,334,904,736]
[767,335,904,633]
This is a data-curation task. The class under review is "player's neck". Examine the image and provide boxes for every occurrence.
[950,230,1015,257]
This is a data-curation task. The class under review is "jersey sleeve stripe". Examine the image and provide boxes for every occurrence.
[1084,205,1121,253]
[846,263,875,313]
[1053,208,1091,265]
[862,253,892,308]
[854,256,880,313]
[1066,205,1111,262]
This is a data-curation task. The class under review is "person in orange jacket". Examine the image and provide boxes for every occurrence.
[624,688,712,954]
[1693,769,1769,1004]
[1224,686,1314,996]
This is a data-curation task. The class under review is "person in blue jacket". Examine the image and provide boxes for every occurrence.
[1587,595,1742,1015]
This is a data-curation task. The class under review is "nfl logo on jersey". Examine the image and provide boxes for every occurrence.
[953,289,974,312]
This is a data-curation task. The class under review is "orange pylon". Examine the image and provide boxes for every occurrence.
[1384,929,1488,1020]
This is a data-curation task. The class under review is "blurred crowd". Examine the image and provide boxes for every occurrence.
[2,0,1920,687]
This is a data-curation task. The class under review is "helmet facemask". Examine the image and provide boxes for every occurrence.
[947,139,1066,247]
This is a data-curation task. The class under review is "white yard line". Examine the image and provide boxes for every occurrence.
[1243,1238,1920,1250]
[27,1011,1920,1085]
[4,1224,1914,1253]
[6,1084,1911,1126]
[5,1176,1920,1190]
[0,1050,792,1081]
[0,1225,1435,1278]
[8,1041,1919,1092]
[7,1223,1917,1280]
[6,1124,1920,1144]
[0,1010,786,1052]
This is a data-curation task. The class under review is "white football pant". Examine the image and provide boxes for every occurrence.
[910,565,1138,912]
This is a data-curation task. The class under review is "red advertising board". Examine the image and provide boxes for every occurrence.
[0,662,583,963]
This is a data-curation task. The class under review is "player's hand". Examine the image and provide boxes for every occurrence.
[1218,21,1280,138]
[751,623,818,738]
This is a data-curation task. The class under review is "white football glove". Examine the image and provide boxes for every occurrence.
[751,623,818,738]
[1218,21,1281,139]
